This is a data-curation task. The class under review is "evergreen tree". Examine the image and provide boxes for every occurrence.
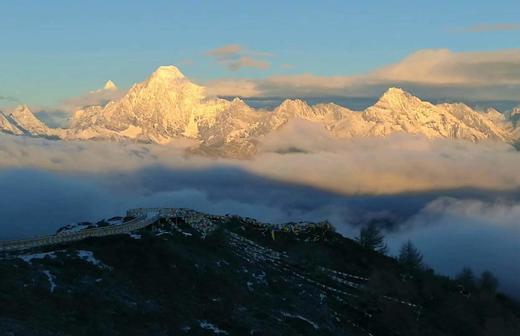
[479,270,499,293]
[398,240,423,271]
[356,223,388,254]
[456,267,476,290]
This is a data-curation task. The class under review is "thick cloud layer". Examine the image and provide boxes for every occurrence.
[1,128,520,296]
[2,122,520,195]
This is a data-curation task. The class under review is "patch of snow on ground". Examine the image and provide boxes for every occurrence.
[76,250,110,269]
[199,320,228,335]
[43,270,57,293]
[129,233,142,239]
[18,251,57,264]
[156,228,172,237]
[281,311,319,330]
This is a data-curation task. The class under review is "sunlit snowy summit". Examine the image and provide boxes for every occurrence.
[1,65,519,158]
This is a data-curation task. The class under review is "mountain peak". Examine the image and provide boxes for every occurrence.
[372,87,422,109]
[11,104,32,116]
[380,87,412,100]
[103,80,117,91]
[149,65,185,80]
[277,99,311,109]
[8,104,53,136]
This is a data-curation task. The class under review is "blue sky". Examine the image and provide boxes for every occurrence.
[1,0,520,107]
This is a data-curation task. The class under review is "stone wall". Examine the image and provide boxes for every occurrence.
[0,214,158,253]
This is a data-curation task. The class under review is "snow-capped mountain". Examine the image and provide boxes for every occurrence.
[1,65,519,157]
[358,88,512,141]
[69,66,231,144]
[103,80,117,91]
[0,111,23,135]
[7,105,64,138]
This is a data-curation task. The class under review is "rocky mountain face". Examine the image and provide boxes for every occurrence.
[69,66,231,144]
[1,105,64,138]
[8,105,57,137]
[0,112,23,135]
[353,89,512,141]
[1,66,519,157]
[1,209,519,335]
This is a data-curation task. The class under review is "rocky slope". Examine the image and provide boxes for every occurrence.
[8,105,58,137]
[0,111,23,135]
[1,105,65,138]
[62,68,520,147]
[69,66,231,144]
[1,66,519,157]
[0,209,519,335]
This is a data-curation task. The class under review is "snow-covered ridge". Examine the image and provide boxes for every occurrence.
[1,65,519,157]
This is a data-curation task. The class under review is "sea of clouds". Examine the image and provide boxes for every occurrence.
[0,121,519,295]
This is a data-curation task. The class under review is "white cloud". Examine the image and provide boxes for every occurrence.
[227,56,269,71]
[206,44,271,71]
[2,120,520,195]
[205,48,520,100]
[244,119,520,194]
[370,49,520,85]
[2,131,520,296]
[206,44,243,60]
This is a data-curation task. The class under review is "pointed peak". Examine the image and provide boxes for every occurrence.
[12,104,32,115]
[103,80,117,90]
[374,87,422,107]
[150,65,185,80]
[380,87,411,99]
[278,99,310,108]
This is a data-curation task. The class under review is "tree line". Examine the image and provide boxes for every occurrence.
[355,222,500,293]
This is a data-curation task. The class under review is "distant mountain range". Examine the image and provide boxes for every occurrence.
[1,65,519,157]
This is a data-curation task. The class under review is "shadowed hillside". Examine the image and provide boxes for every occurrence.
[1,209,519,335]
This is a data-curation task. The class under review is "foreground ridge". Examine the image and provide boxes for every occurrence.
[0,208,329,252]
[1,207,519,335]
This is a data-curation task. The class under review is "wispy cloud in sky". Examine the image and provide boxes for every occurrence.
[206,44,242,60]
[0,95,19,103]
[206,44,271,71]
[461,23,520,33]
[206,48,520,100]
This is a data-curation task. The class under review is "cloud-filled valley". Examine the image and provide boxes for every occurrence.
[1,65,520,297]
[1,124,520,295]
